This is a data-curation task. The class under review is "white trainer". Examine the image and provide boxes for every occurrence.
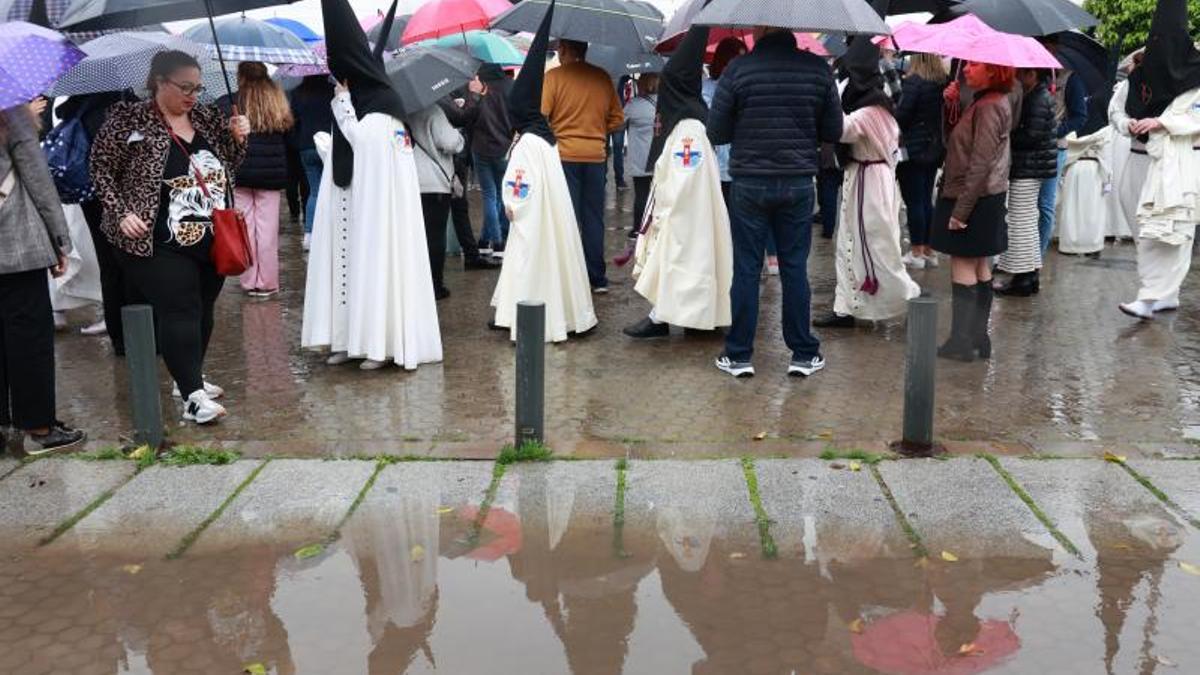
[172,379,224,399]
[326,352,352,365]
[80,320,108,336]
[1153,299,1180,313]
[923,253,940,268]
[183,390,227,425]
[302,233,312,251]
[1119,300,1155,320]
[360,359,389,371]
[901,252,926,269]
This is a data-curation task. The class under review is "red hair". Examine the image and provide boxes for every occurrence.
[980,63,1016,92]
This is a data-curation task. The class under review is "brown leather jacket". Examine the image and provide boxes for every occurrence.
[941,90,1012,222]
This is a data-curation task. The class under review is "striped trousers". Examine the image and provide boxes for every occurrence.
[997,178,1043,274]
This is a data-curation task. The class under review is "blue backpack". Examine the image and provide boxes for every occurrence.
[42,114,95,204]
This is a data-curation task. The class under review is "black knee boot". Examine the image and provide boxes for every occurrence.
[974,281,994,359]
[938,283,977,362]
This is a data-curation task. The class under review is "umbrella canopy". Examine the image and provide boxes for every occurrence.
[890,0,958,14]
[1,0,167,43]
[693,0,891,36]
[57,0,304,32]
[275,40,329,78]
[956,0,1097,37]
[428,30,524,67]
[365,13,411,52]
[658,29,829,59]
[264,17,322,44]
[491,0,664,54]
[1053,30,1117,135]
[586,44,664,76]
[48,30,200,97]
[384,44,480,116]
[182,16,320,65]
[851,612,1020,675]
[0,20,85,108]
[891,14,1061,68]
[403,0,512,45]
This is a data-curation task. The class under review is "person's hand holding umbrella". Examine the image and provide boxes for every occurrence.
[229,112,249,143]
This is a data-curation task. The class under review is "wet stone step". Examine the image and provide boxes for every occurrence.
[878,458,1059,559]
[187,458,376,555]
[51,461,264,557]
[755,459,911,561]
[494,462,618,543]
[0,459,136,553]
[1126,460,1200,524]
[0,458,17,478]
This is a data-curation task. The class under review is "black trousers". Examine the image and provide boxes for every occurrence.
[450,165,480,261]
[631,175,653,238]
[119,246,223,399]
[422,192,452,292]
[0,269,56,430]
[81,199,135,354]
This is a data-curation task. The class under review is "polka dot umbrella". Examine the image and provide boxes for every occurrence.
[0,21,85,110]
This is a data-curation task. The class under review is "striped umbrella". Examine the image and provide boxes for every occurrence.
[48,31,202,97]
[182,16,321,66]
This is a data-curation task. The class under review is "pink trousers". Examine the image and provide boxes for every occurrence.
[236,188,281,292]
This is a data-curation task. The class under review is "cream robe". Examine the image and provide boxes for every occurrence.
[632,118,733,330]
[491,133,596,342]
[301,131,351,355]
[1136,86,1200,245]
[1057,128,1110,254]
[332,92,443,368]
[1109,80,1147,239]
[49,204,101,312]
[834,106,919,321]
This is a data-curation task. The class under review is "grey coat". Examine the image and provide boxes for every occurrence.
[0,110,70,276]
[408,104,463,194]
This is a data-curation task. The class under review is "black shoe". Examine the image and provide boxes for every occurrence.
[623,316,669,339]
[938,283,977,362]
[464,256,502,270]
[813,312,855,328]
[974,282,993,359]
[487,319,507,331]
[23,422,86,456]
[435,287,451,300]
[995,271,1037,297]
[684,326,722,337]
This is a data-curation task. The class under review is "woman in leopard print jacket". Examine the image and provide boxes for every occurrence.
[89,50,248,425]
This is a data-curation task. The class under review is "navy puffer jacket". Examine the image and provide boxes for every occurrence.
[895,75,946,165]
[1010,82,1058,180]
[707,31,843,177]
[236,131,290,190]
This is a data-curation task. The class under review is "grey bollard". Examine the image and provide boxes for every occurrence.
[121,305,164,449]
[515,301,546,447]
[900,296,938,454]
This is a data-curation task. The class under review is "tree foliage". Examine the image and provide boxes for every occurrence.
[1085,0,1200,53]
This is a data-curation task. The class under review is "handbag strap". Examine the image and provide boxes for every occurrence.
[157,104,232,208]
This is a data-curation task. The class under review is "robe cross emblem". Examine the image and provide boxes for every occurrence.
[674,137,703,170]
[506,169,531,201]
[393,127,414,152]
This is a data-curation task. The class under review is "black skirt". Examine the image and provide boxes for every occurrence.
[930,193,1009,258]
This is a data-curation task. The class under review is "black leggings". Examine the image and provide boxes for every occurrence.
[631,175,653,238]
[0,269,56,430]
[119,246,223,399]
[422,192,451,291]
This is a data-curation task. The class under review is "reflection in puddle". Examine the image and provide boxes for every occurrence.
[1,471,1198,674]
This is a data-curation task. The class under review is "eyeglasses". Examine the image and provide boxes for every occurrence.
[166,79,206,97]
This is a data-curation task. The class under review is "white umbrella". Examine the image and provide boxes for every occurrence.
[48,31,201,97]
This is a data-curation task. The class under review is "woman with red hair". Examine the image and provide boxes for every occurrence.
[930,60,1014,362]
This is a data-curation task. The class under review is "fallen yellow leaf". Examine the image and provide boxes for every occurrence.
[1153,654,1177,667]
[1103,451,1127,464]
[294,543,324,560]
[129,445,151,460]
[941,551,959,562]
[410,545,426,563]
[1179,561,1200,576]
[243,664,267,675]
[120,564,142,575]
[729,552,747,560]
[849,461,862,472]
[753,431,767,441]
[436,507,454,515]
[848,618,864,634]
[818,431,833,439]
[958,642,985,656]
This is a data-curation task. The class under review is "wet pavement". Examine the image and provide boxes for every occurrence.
[1,455,1199,674]
[48,185,1200,458]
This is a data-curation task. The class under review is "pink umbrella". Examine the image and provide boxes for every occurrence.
[402,0,512,45]
[891,14,1061,69]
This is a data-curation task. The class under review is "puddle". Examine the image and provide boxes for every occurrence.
[2,471,1199,675]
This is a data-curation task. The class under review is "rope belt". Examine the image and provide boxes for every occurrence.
[854,159,888,296]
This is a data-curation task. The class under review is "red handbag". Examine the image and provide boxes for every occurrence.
[162,108,253,276]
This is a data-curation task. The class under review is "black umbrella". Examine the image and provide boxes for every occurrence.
[490,0,664,54]
[955,0,1097,37]
[694,0,890,35]
[1,0,165,43]
[385,44,481,116]
[366,13,411,52]
[1052,31,1117,135]
[889,0,958,14]
[587,44,664,77]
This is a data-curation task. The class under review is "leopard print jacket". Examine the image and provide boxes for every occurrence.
[89,100,245,257]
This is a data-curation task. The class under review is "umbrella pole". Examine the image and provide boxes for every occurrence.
[202,0,235,100]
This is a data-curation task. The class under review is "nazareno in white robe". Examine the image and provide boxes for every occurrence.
[1107,80,1142,239]
[834,106,920,321]
[632,118,733,330]
[1057,128,1110,254]
[491,132,596,342]
[331,92,442,367]
[49,204,101,312]
[301,130,352,355]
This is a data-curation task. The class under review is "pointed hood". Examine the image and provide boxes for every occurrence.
[840,0,892,115]
[645,19,710,171]
[508,0,556,145]
[322,0,407,187]
[1126,0,1200,118]
[373,0,399,62]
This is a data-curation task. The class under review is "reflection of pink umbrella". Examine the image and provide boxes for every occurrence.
[658,29,829,61]
[851,612,1020,675]
[459,505,522,562]
[402,0,512,45]
[891,14,1061,68]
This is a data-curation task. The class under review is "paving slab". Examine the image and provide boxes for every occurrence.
[755,459,912,561]
[0,457,18,478]
[0,459,135,552]
[188,459,375,554]
[878,458,1059,559]
[499,461,618,540]
[1126,459,1200,524]
[621,460,758,562]
[50,461,264,556]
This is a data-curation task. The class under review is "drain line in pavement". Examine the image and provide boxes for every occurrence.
[869,464,929,559]
[740,458,779,559]
[981,454,1082,557]
[613,458,628,558]
[166,459,272,559]
[1112,460,1200,530]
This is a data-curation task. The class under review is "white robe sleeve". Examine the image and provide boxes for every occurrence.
[1109,81,1133,138]
[840,108,870,143]
[331,92,362,146]
[1158,87,1200,137]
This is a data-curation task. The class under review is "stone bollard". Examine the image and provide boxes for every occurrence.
[515,301,546,447]
[121,305,164,449]
[896,296,942,457]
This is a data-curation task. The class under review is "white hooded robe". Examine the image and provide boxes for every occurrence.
[301,131,351,355]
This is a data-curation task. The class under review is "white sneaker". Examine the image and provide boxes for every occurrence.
[788,356,826,377]
[80,320,108,336]
[183,390,227,425]
[714,354,755,378]
[765,256,780,276]
[302,233,312,251]
[359,359,389,371]
[1153,299,1180,312]
[923,253,940,268]
[902,252,926,269]
[172,379,224,399]
[1119,300,1155,320]
[53,312,67,331]
[326,352,352,365]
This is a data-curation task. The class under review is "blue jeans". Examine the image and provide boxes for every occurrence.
[299,148,323,234]
[897,162,936,246]
[562,160,608,288]
[817,169,843,238]
[609,130,626,185]
[474,153,510,245]
[726,176,820,363]
[1038,149,1065,255]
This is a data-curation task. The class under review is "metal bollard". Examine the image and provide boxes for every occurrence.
[899,296,938,456]
[514,301,546,447]
[121,305,164,449]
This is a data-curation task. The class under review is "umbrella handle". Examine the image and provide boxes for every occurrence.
[202,0,235,99]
